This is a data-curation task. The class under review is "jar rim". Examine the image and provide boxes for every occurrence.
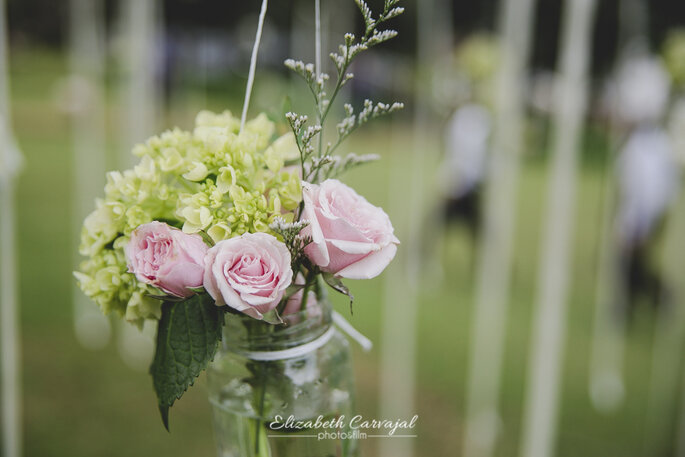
[221,299,333,352]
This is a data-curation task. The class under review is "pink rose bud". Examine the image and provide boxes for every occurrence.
[203,232,293,319]
[301,179,399,279]
[282,273,321,318]
[125,221,208,297]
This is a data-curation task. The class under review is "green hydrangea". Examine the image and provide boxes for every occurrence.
[75,111,302,325]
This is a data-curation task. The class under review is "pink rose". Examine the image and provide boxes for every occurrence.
[125,221,208,297]
[203,232,293,319]
[301,179,399,279]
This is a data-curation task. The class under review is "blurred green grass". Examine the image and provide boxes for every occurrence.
[6,47,681,457]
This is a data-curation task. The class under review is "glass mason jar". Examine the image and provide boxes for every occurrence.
[207,300,359,457]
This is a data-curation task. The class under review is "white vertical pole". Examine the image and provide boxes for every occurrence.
[120,0,160,167]
[462,0,537,455]
[378,0,455,455]
[519,2,597,457]
[587,0,650,415]
[378,131,419,457]
[587,199,627,413]
[116,0,161,369]
[644,104,685,456]
[0,167,21,457]
[644,195,685,455]
[674,326,685,456]
[669,97,685,456]
[69,0,111,350]
[378,0,449,456]
[117,319,156,371]
[289,0,310,70]
[0,0,23,455]
[587,81,626,414]
[314,0,321,78]
[639,1,685,447]
[669,98,685,456]
[324,0,352,106]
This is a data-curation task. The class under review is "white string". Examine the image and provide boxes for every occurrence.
[314,0,321,77]
[240,0,268,134]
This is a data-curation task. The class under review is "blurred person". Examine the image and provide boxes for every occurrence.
[419,100,491,285]
[439,34,497,237]
[616,125,679,316]
[613,55,679,318]
[423,34,497,280]
[440,102,491,243]
[614,55,670,127]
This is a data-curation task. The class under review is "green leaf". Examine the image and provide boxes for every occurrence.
[322,272,355,314]
[196,230,216,247]
[150,294,224,431]
[283,283,305,301]
[261,308,284,325]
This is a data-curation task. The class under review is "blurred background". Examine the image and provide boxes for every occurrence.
[4,0,685,456]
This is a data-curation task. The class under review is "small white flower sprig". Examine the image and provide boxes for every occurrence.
[269,217,312,271]
[285,0,405,184]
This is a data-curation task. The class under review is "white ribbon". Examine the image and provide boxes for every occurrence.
[235,326,336,362]
[332,311,373,352]
[240,0,268,133]
[234,312,372,361]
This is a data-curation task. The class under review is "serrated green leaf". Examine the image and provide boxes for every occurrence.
[322,272,355,314]
[150,294,224,430]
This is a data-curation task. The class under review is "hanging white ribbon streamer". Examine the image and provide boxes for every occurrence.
[0,1,24,456]
[332,311,373,351]
[314,0,321,77]
[121,0,160,168]
[519,1,597,457]
[240,0,268,133]
[0,176,21,457]
[462,0,537,450]
[69,0,111,351]
[234,311,372,361]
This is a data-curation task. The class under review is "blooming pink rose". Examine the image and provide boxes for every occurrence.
[301,179,399,279]
[203,232,293,319]
[125,221,208,297]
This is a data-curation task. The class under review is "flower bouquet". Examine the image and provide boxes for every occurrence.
[75,1,404,455]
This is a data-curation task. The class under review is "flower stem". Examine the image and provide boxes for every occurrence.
[254,362,267,455]
[245,320,273,457]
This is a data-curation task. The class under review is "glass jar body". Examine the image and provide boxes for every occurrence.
[207,304,359,457]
